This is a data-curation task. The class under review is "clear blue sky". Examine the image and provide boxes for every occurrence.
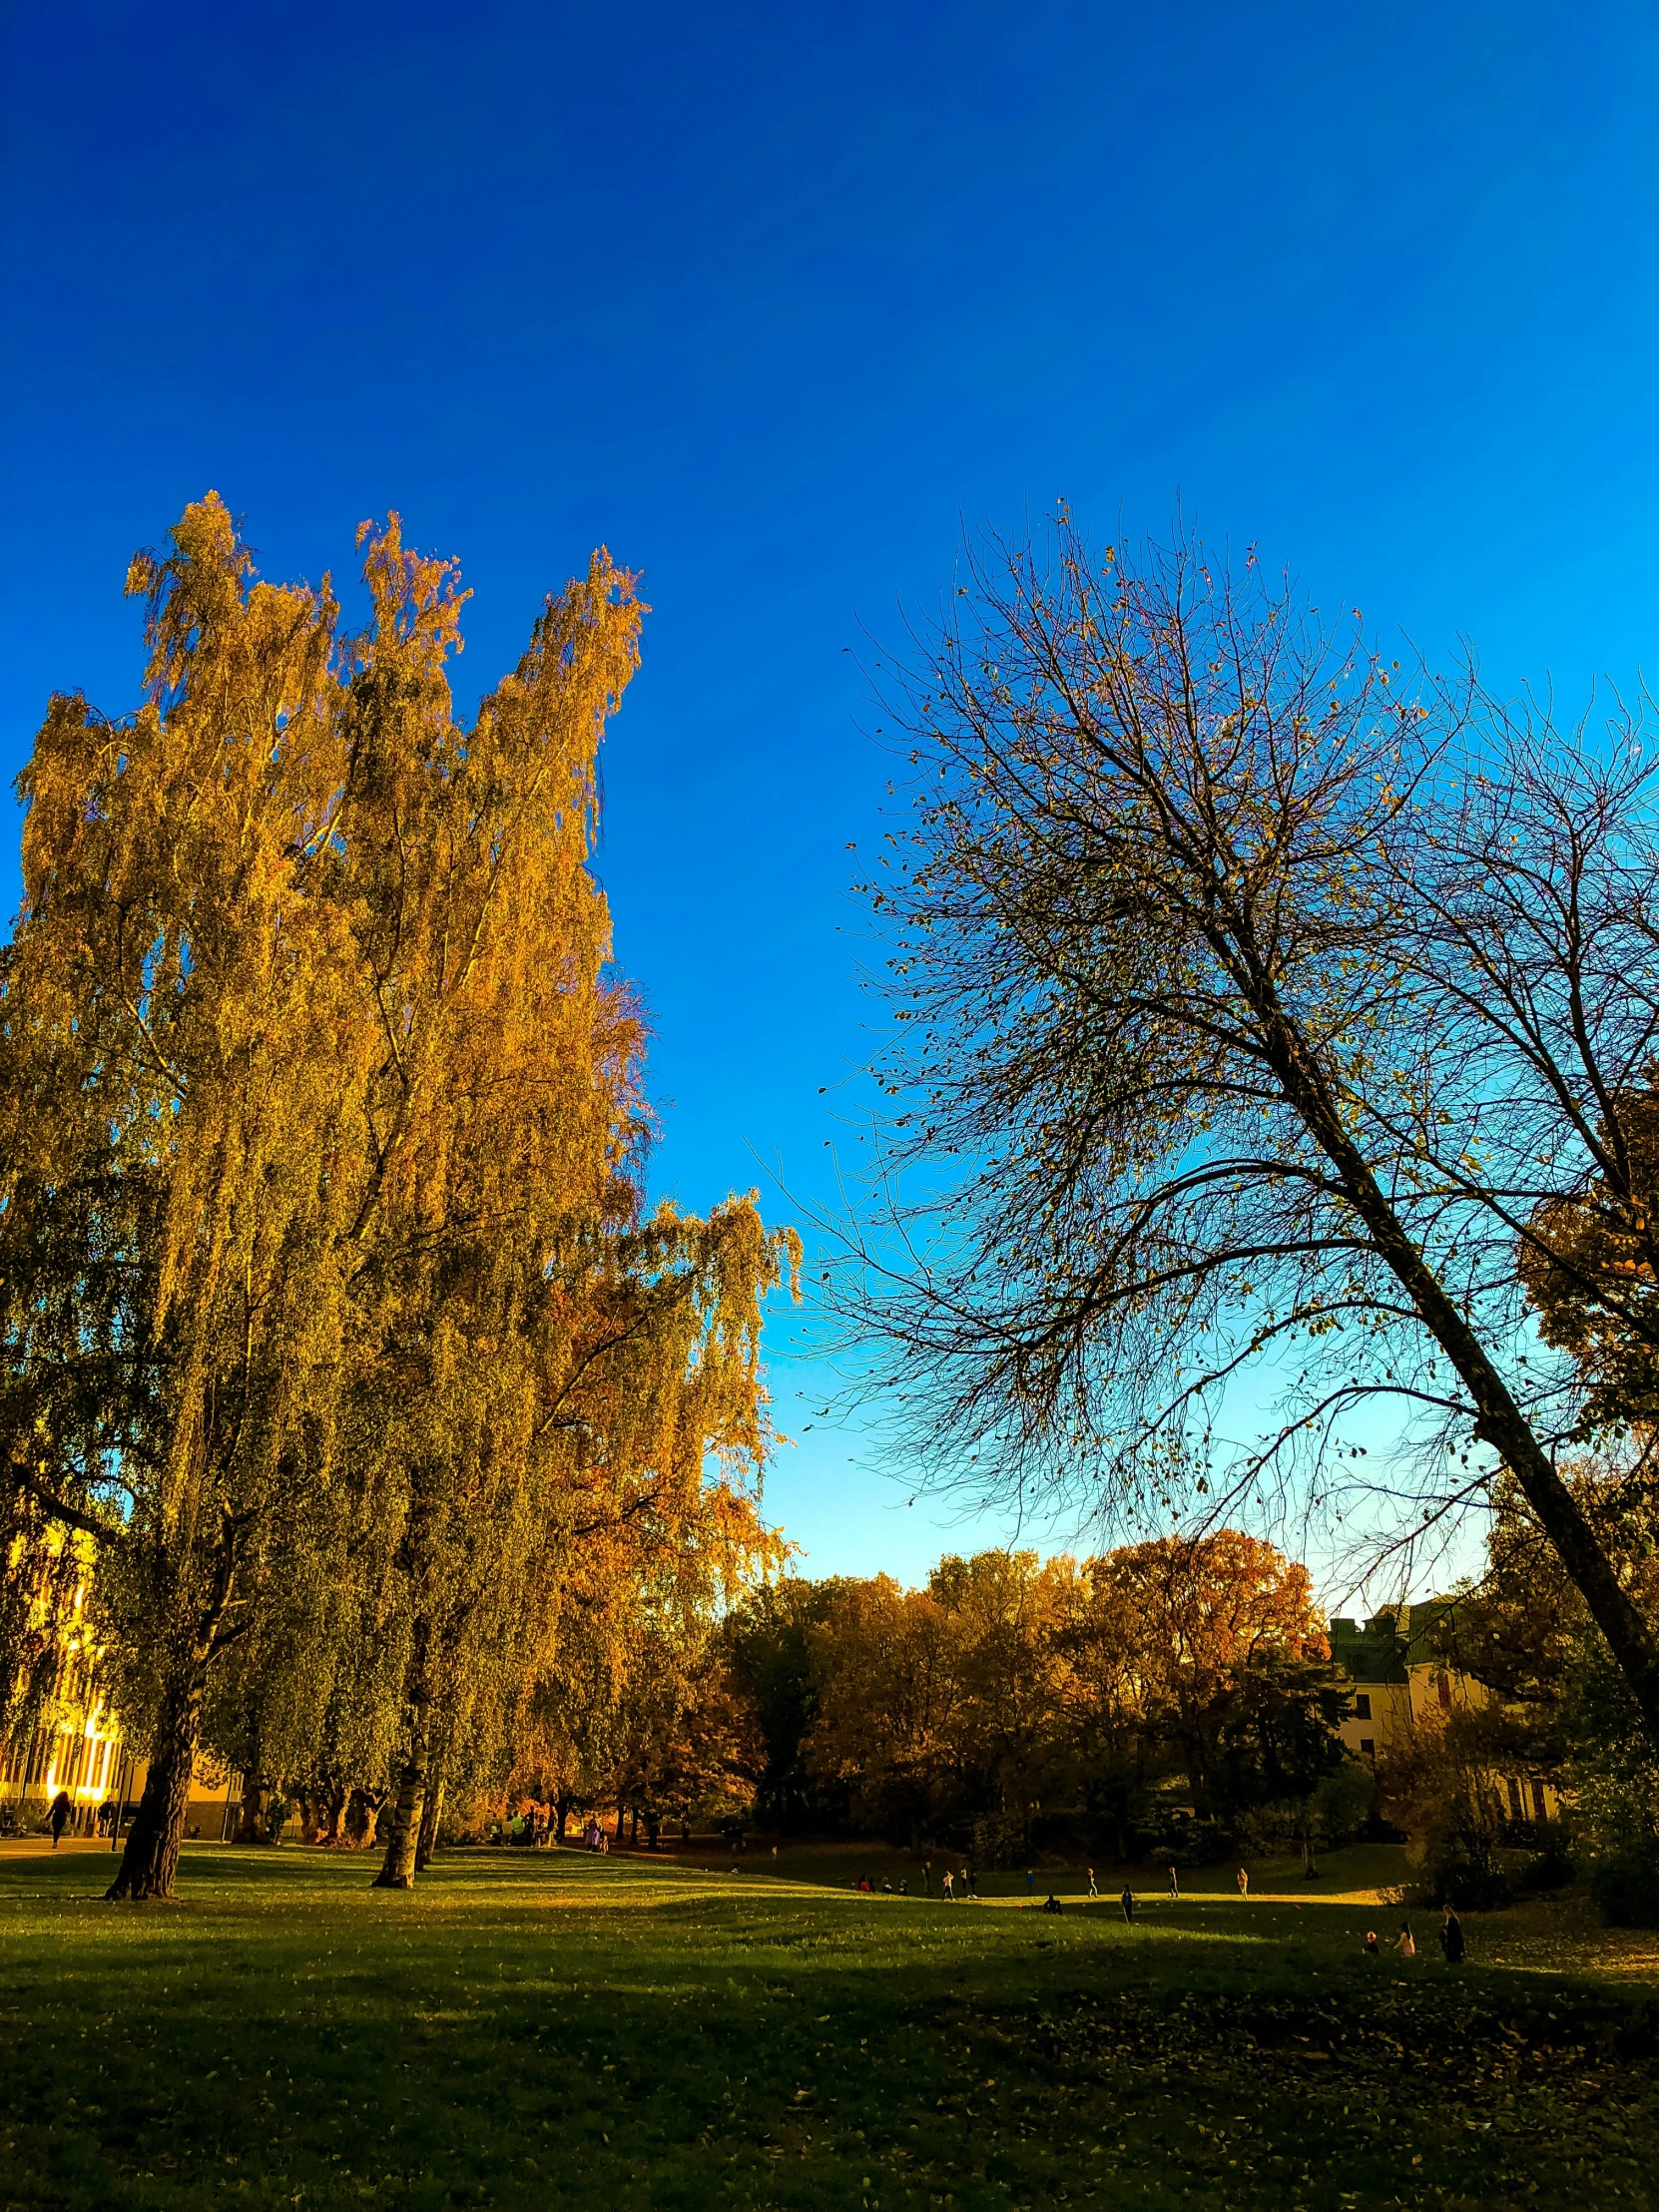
[4,1,1656,1587]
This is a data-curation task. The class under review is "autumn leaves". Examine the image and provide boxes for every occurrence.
[0,498,794,1898]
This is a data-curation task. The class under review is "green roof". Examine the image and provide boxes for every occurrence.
[1329,1599,1458,1685]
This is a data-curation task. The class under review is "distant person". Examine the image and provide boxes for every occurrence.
[898,1880,908,1897]
[1167,1865,1179,1900]
[49,1790,71,1847]
[858,1876,871,1894]
[1236,1867,1249,1898]
[1364,1931,1380,1959]
[1025,1867,1035,1892]
[922,1860,933,1896]
[1087,1867,1099,1900]
[1439,1908,1464,1965]
[965,1868,979,1901]
[771,1845,778,1860]
[941,1869,955,1902]
[1393,1921,1415,1959]
[1042,1893,1063,1916]
[97,1800,115,1839]
[1120,1887,1135,1924]
[881,1876,893,1894]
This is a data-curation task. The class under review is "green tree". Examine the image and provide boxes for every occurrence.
[725,1577,851,1833]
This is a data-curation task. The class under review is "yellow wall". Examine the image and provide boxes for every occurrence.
[1337,1662,1562,1821]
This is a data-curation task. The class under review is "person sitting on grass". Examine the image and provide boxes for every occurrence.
[1393,1921,1415,1959]
[1364,1931,1380,1959]
[1042,1894,1063,1915]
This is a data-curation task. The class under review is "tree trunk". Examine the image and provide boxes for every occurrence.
[415,1766,444,1873]
[234,1773,270,1845]
[315,1781,346,1846]
[105,1514,248,1903]
[373,1699,431,1889]
[106,1674,202,1902]
[1182,1736,1210,1819]
[1260,992,1659,1748]
[345,1786,384,1848]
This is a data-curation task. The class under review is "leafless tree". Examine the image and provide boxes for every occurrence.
[839,515,1659,1745]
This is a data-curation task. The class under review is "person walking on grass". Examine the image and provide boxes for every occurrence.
[49,1790,71,1848]
[1120,1886,1135,1925]
[942,1869,954,1902]
[1025,1867,1035,1893]
[1236,1866,1249,1899]
[922,1859,932,1896]
[1167,1865,1179,1901]
[1439,1907,1464,1965]
[1087,1867,1099,1900]
[1393,1921,1415,1959]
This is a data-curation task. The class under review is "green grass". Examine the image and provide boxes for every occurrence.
[2,1842,1656,2210]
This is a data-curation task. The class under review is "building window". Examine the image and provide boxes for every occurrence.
[1532,1779,1547,1822]
[1360,1738,1375,1758]
[1436,1672,1452,1711]
[1354,1693,1373,1721]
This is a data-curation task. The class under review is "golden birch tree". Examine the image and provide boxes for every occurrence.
[2,496,796,1900]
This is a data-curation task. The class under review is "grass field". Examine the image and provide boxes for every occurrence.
[2,1842,1656,2210]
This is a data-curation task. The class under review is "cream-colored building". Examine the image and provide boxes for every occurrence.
[1,1530,237,1839]
[1329,1602,1561,1823]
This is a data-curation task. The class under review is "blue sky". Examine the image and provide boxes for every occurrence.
[4,0,1656,1588]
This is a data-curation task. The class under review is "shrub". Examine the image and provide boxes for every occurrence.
[970,1810,1027,1870]
[1409,1817,1514,1909]
[1588,1846,1659,1929]
[1153,1814,1229,1869]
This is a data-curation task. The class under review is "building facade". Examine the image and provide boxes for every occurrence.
[1329,1601,1561,1824]
[1,1527,237,1839]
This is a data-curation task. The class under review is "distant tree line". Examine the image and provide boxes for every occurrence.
[717,1531,1368,1869]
